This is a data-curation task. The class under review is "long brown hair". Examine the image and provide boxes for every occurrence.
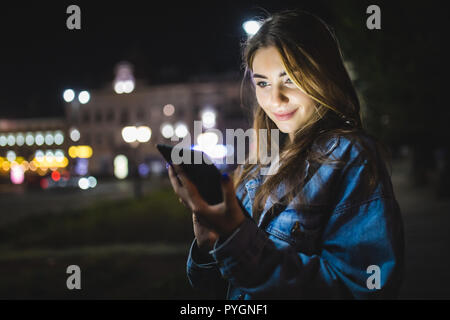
[234,9,390,223]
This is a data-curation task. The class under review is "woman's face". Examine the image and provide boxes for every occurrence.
[252,46,316,137]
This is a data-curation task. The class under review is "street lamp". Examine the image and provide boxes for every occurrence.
[201,109,216,129]
[243,20,261,36]
[78,91,90,104]
[121,125,151,198]
[63,89,75,103]
[114,62,135,94]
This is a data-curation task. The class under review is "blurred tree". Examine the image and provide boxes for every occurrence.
[327,0,447,187]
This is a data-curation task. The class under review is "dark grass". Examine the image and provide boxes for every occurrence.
[0,186,193,249]
[0,186,215,299]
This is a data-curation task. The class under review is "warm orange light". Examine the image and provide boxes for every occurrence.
[2,161,10,171]
[68,145,93,158]
[68,146,78,158]
[29,161,37,171]
[31,157,69,168]
[37,167,48,176]
[77,146,93,158]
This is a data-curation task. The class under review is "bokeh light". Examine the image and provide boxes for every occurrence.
[136,126,151,143]
[78,91,90,104]
[175,123,188,138]
[63,89,75,102]
[70,128,81,142]
[201,110,216,129]
[114,154,128,179]
[163,104,175,116]
[161,123,174,139]
[243,20,261,36]
[122,126,137,143]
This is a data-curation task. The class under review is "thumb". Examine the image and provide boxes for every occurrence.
[220,172,236,207]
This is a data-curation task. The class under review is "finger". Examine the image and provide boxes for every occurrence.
[167,165,182,193]
[172,166,204,203]
[220,172,236,208]
[170,164,186,186]
[171,165,209,214]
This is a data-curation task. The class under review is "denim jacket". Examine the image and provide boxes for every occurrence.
[186,134,405,299]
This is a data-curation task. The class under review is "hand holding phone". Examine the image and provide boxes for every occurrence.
[156,143,252,221]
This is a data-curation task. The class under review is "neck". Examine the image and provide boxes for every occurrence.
[289,133,294,143]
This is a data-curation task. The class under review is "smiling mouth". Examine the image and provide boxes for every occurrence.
[273,108,298,121]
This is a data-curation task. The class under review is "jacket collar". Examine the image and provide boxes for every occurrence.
[243,136,339,226]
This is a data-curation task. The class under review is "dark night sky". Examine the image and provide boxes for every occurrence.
[0,1,442,121]
[0,0,339,119]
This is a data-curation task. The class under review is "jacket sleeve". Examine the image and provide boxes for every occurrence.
[207,150,405,299]
[186,238,229,298]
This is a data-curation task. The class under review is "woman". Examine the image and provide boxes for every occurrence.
[168,9,405,299]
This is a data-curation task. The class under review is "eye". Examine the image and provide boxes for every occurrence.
[285,78,294,84]
[256,81,269,88]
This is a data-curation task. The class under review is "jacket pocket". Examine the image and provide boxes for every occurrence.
[265,205,331,255]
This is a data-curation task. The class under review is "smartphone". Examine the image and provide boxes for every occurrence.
[156,143,252,220]
[156,143,223,205]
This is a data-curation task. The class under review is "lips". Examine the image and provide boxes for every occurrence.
[273,108,298,121]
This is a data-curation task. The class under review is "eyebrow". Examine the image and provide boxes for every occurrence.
[252,71,287,79]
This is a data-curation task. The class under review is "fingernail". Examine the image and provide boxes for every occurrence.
[221,173,229,182]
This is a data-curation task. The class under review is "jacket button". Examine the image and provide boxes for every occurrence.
[291,221,301,236]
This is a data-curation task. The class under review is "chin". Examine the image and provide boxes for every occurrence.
[275,122,297,134]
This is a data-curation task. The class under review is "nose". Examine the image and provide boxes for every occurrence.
[270,85,289,108]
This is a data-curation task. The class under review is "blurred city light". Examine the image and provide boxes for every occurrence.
[6,150,16,162]
[121,126,137,143]
[55,150,64,162]
[54,131,64,145]
[2,160,10,172]
[45,150,54,162]
[40,178,49,189]
[32,154,69,168]
[75,158,89,175]
[138,163,150,177]
[114,61,135,94]
[114,82,124,94]
[161,123,174,139]
[123,80,135,93]
[78,177,89,190]
[197,131,219,148]
[70,128,81,142]
[25,133,34,146]
[243,20,261,36]
[10,164,24,184]
[193,144,228,159]
[0,135,7,146]
[51,170,61,181]
[35,132,44,146]
[68,145,93,158]
[16,133,25,146]
[45,132,54,145]
[114,154,128,179]
[150,161,164,175]
[175,123,188,138]
[7,134,15,146]
[136,126,151,143]
[114,80,135,94]
[35,150,44,162]
[63,89,75,102]
[78,91,90,104]
[201,110,216,129]
[163,104,175,116]
[87,176,97,188]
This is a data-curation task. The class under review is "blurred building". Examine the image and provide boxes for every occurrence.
[0,118,69,184]
[63,62,249,177]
